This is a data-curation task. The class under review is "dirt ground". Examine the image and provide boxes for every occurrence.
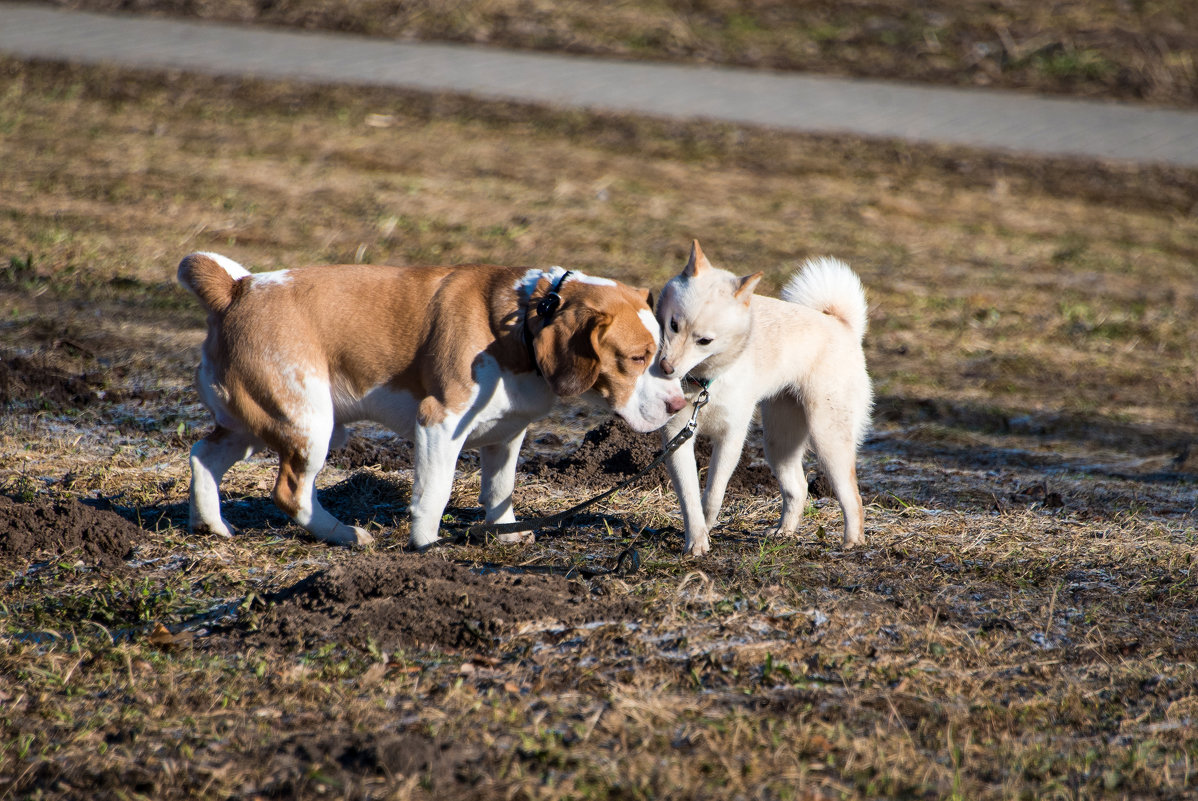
[1,50,1196,801]
[3,260,1195,798]
[0,494,136,569]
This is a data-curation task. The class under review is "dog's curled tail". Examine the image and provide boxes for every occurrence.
[177,252,251,315]
[780,257,868,341]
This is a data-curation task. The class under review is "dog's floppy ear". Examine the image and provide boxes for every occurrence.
[733,271,763,305]
[533,308,609,397]
[683,240,712,278]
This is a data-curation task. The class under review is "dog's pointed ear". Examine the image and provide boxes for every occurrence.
[683,240,712,278]
[533,309,607,397]
[733,271,763,305]
[639,287,655,312]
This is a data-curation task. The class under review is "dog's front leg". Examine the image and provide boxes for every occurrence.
[479,431,532,543]
[410,419,468,548]
[702,410,752,534]
[663,412,709,556]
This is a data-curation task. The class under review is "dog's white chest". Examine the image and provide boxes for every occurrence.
[460,359,555,446]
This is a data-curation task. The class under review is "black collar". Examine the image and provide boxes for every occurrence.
[522,270,573,376]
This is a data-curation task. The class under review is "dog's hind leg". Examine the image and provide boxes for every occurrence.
[272,412,374,547]
[761,395,811,537]
[189,426,260,537]
[810,422,865,548]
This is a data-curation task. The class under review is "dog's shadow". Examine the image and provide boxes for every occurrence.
[314,470,412,530]
[97,470,426,543]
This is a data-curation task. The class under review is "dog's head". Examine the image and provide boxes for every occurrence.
[655,240,762,379]
[523,269,685,432]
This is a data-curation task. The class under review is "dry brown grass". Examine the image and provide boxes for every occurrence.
[63,0,1198,107]
[1,58,1196,800]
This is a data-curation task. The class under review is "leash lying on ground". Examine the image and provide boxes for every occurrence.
[469,524,648,580]
[417,385,709,554]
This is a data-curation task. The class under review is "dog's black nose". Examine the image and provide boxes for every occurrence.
[660,358,675,376]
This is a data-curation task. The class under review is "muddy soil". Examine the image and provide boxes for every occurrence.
[0,494,139,567]
[0,352,101,409]
[326,436,414,473]
[521,418,809,497]
[329,417,801,497]
[245,552,641,653]
[257,729,487,797]
[1,346,165,414]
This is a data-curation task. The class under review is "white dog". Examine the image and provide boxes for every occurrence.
[655,241,872,556]
[178,253,685,549]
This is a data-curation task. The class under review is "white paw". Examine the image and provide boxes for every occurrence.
[496,530,535,545]
[192,520,234,538]
[765,523,796,538]
[684,535,711,557]
[409,532,440,550]
[329,524,374,547]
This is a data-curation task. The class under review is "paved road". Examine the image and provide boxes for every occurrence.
[2,2,1197,167]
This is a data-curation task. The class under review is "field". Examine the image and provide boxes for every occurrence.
[1,24,1197,801]
[64,0,1198,107]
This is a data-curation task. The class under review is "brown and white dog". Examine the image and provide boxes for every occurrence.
[178,252,685,548]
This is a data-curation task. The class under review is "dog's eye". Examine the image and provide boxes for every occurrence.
[697,337,712,346]
[630,354,647,364]
[670,318,679,334]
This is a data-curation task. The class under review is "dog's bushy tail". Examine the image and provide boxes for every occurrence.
[177,252,251,315]
[780,257,868,341]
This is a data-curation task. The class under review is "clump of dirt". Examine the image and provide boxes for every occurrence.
[0,353,100,408]
[249,553,641,652]
[521,419,790,496]
[326,436,413,472]
[520,420,670,489]
[260,730,486,796]
[325,419,792,498]
[0,494,139,567]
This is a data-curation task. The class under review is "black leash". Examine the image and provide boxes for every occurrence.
[417,385,709,552]
[470,523,649,580]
